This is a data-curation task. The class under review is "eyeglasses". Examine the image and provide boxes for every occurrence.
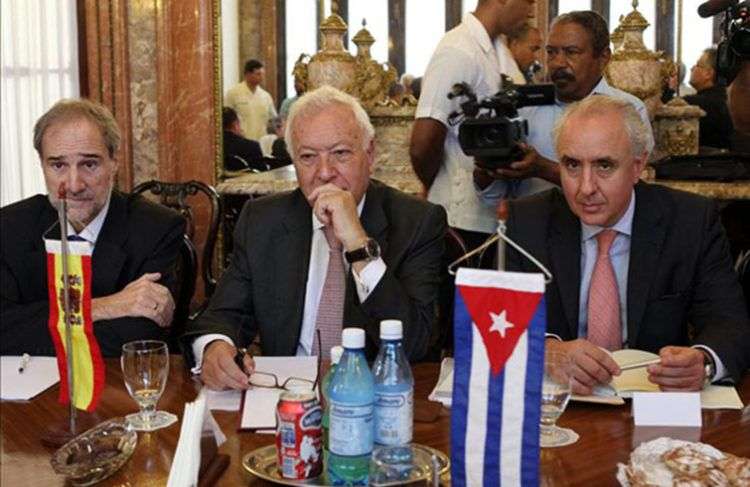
[247,329,322,392]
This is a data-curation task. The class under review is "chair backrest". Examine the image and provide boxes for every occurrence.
[737,250,750,310]
[132,180,222,301]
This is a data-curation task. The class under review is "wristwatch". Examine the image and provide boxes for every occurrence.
[344,238,380,264]
[701,350,716,385]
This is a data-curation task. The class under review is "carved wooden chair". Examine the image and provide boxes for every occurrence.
[132,180,222,339]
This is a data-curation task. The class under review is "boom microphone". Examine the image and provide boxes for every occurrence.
[697,0,736,18]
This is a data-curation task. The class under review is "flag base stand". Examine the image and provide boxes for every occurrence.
[40,412,101,448]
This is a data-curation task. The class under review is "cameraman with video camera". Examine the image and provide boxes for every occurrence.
[410,0,535,253]
[476,11,654,205]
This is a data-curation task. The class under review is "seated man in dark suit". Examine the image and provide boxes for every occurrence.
[222,107,265,172]
[506,95,750,394]
[184,86,447,390]
[1,99,185,357]
[684,47,734,150]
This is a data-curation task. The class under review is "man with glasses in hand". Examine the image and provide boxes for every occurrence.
[184,86,447,391]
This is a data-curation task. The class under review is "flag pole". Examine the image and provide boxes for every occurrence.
[56,183,76,435]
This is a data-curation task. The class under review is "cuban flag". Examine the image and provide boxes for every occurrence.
[451,268,546,487]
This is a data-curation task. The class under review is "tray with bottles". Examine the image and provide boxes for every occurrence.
[241,443,450,486]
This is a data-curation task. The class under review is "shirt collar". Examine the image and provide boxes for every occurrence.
[67,192,111,245]
[312,193,366,230]
[555,77,609,107]
[463,12,495,55]
[581,189,635,242]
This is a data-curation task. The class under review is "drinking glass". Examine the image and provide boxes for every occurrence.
[540,351,575,448]
[121,340,176,431]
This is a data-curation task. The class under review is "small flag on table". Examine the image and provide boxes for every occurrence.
[451,268,546,487]
[45,238,105,412]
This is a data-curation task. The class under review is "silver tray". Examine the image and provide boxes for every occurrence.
[242,443,450,486]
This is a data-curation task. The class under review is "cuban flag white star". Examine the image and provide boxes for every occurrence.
[489,310,514,338]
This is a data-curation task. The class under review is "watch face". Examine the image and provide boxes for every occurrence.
[366,239,380,258]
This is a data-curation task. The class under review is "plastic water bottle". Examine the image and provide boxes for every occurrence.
[372,320,414,446]
[321,345,343,466]
[327,328,375,486]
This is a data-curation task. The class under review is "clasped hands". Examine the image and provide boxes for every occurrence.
[546,338,707,395]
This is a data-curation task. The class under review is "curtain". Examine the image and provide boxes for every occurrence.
[1,0,80,207]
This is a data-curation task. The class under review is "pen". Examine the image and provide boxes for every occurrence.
[619,358,661,371]
[234,348,248,373]
[18,353,31,374]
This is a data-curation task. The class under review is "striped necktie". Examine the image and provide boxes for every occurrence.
[315,227,345,359]
[587,229,622,351]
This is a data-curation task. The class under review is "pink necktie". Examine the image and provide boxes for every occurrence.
[587,229,622,351]
[315,227,345,359]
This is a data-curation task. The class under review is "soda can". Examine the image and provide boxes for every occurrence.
[276,390,323,479]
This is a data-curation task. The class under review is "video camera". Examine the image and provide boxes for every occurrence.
[698,0,750,84]
[447,76,554,169]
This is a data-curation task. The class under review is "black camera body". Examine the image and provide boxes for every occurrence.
[713,1,750,84]
[448,77,555,169]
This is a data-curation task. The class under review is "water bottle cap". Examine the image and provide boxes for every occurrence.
[330,345,344,364]
[379,320,403,340]
[342,328,365,349]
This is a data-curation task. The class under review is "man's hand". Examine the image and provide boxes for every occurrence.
[308,184,368,252]
[477,145,561,185]
[647,346,705,391]
[546,338,621,395]
[201,340,255,390]
[91,272,175,327]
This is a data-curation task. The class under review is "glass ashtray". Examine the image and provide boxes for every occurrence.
[50,418,138,486]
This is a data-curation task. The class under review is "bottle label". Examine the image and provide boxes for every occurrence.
[329,401,374,456]
[374,390,413,445]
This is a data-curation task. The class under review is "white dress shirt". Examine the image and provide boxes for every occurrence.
[64,193,111,246]
[416,13,519,234]
[191,196,386,372]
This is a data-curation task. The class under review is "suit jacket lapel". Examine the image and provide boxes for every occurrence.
[626,183,666,346]
[24,200,59,295]
[549,197,582,339]
[344,182,389,320]
[274,190,313,353]
[91,192,128,297]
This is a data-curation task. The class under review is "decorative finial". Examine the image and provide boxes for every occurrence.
[362,18,367,28]
[332,0,339,15]
[632,0,639,10]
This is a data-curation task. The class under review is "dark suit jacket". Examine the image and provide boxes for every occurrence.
[684,86,734,150]
[1,191,185,357]
[184,180,447,362]
[223,131,265,172]
[505,182,750,382]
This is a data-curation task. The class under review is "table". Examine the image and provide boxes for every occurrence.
[1,357,748,486]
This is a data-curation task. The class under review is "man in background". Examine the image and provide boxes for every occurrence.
[507,23,543,83]
[185,86,447,390]
[506,96,750,394]
[410,0,535,254]
[685,47,734,150]
[1,99,184,357]
[225,59,277,141]
[475,10,653,205]
[222,107,265,172]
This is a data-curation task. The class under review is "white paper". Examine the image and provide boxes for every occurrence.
[428,357,454,407]
[240,356,318,430]
[1,356,60,400]
[700,385,744,410]
[167,394,207,487]
[632,392,702,427]
[205,388,242,411]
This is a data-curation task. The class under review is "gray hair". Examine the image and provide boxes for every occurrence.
[33,98,121,159]
[553,95,650,158]
[284,85,375,160]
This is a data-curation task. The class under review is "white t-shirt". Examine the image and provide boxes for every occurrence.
[415,13,519,234]
[225,82,277,141]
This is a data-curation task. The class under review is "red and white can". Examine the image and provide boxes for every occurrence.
[276,390,323,479]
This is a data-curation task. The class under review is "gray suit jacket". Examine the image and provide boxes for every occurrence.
[184,180,447,362]
[505,182,750,382]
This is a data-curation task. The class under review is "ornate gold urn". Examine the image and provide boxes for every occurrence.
[292,7,420,191]
[653,97,706,157]
[605,1,669,118]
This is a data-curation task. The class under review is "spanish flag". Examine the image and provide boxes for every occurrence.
[45,238,105,412]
